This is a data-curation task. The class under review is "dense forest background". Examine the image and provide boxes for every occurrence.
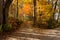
[0,0,60,31]
[9,0,60,28]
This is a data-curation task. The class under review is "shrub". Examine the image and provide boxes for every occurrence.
[3,24,12,31]
[46,19,58,29]
[0,25,2,32]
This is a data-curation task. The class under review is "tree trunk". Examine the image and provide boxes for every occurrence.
[53,0,58,20]
[2,0,13,28]
[0,0,3,25]
[33,0,36,26]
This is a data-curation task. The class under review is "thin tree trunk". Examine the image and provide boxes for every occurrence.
[33,0,36,26]
[58,0,60,19]
[48,0,50,4]
[53,0,58,20]
[17,0,18,19]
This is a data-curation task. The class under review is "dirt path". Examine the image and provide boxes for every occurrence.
[0,22,60,40]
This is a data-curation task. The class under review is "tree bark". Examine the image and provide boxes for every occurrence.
[2,0,13,27]
[33,0,36,26]
[53,0,58,20]
[0,0,3,25]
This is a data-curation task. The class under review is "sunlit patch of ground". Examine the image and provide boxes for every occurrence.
[17,21,60,37]
[7,37,18,40]
[7,37,40,40]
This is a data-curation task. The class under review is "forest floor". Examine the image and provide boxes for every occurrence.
[0,21,60,40]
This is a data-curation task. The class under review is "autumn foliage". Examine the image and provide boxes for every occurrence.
[0,0,59,32]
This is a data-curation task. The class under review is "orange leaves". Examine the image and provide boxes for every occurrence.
[23,3,32,15]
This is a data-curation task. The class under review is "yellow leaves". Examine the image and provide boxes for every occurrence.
[18,9,23,15]
[47,14,51,17]
[12,0,17,6]
[23,0,32,3]
[9,13,14,17]
[37,4,52,19]
[36,0,53,24]
[18,0,33,3]
[9,0,53,23]
[38,0,49,5]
